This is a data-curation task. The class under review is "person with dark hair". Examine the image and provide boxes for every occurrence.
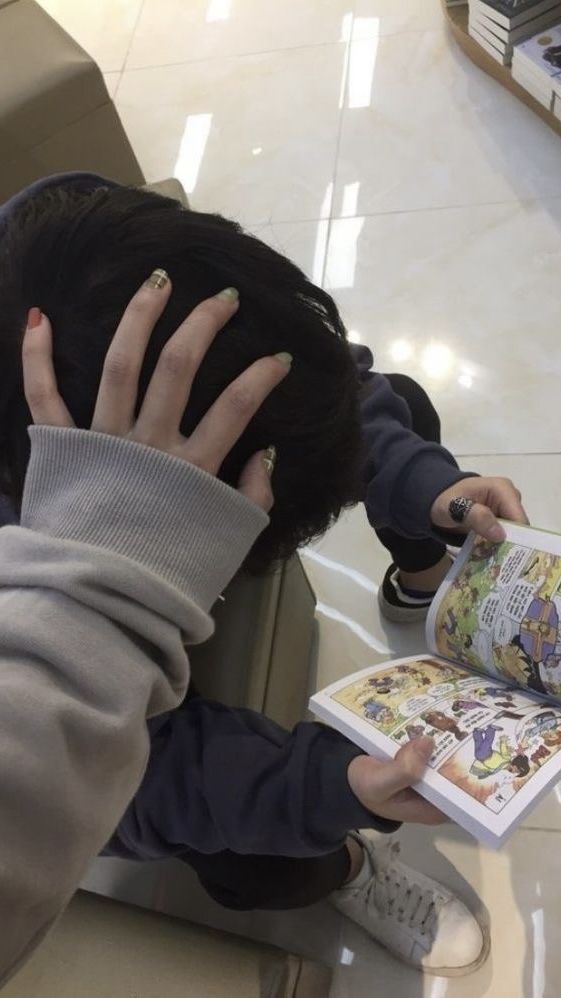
[0,172,529,981]
[506,754,531,779]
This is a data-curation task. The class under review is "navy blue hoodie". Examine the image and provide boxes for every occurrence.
[0,174,471,860]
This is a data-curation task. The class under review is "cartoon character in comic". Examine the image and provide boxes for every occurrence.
[494,639,546,693]
[405,723,426,741]
[521,709,560,742]
[471,539,498,563]
[363,700,395,726]
[541,653,561,697]
[469,725,530,781]
[394,664,432,687]
[450,697,484,715]
[366,676,400,696]
[476,686,518,705]
[444,632,473,666]
[366,673,415,696]
[530,745,551,767]
[422,710,466,742]
[473,686,529,720]
[520,552,554,586]
[518,598,559,667]
[430,663,457,682]
[520,555,540,578]
[464,540,500,577]
[543,727,561,748]
[443,608,459,636]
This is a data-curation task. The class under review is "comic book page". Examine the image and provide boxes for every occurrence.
[310,654,561,848]
[426,522,561,704]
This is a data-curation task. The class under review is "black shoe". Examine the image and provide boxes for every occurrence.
[377,564,434,624]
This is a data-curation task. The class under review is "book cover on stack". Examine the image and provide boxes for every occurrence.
[468,0,561,65]
[512,23,561,108]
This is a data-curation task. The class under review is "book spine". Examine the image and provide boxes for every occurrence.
[470,15,512,52]
[471,0,561,30]
[469,23,512,61]
[470,0,511,29]
[471,2,561,42]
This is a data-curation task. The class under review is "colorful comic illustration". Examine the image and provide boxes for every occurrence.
[331,658,459,737]
[330,657,561,814]
[432,538,561,700]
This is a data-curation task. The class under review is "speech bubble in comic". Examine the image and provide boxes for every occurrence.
[399,694,437,719]
[473,629,493,662]
[456,708,498,733]
[478,594,502,632]
[494,615,515,645]
[429,683,455,697]
[456,677,483,690]
[429,732,458,768]
[503,581,535,623]
[498,546,529,587]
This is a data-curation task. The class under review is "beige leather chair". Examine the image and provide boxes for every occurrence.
[189,557,317,730]
[0,0,144,201]
[1,892,332,998]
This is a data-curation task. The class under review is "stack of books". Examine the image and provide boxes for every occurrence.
[512,22,561,109]
[468,0,561,66]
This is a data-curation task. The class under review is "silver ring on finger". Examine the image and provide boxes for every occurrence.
[448,497,475,524]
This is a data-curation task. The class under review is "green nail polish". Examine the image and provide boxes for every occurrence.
[217,287,239,301]
[144,268,169,289]
[263,445,277,477]
[274,351,293,368]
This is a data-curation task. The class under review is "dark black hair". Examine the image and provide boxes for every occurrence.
[509,754,531,778]
[0,184,364,571]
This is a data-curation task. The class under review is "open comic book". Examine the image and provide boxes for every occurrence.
[309,522,561,848]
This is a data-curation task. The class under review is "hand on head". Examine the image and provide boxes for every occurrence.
[23,273,292,514]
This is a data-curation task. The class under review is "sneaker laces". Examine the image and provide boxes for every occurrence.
[363,842,441,937]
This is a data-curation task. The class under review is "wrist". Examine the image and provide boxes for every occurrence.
[22,426,269,612]
[347,755,404,833]
[347,753,369,806]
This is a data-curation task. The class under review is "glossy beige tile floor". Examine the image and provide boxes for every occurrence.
[39,0,561,995]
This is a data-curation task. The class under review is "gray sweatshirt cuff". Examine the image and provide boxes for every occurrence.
[22,426,269,613]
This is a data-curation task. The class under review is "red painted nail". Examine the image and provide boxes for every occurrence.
[27,307,42,329]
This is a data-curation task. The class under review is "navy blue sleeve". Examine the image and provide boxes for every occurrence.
[350,344,476,539]
[104,696,399,861]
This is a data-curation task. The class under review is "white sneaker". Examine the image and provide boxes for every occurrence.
[331,832,489,977]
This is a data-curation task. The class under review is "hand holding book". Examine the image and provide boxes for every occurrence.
[347,736,446,825]
[311,522,561,847]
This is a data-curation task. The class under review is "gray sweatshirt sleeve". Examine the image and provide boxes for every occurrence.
[0,425,268,987]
